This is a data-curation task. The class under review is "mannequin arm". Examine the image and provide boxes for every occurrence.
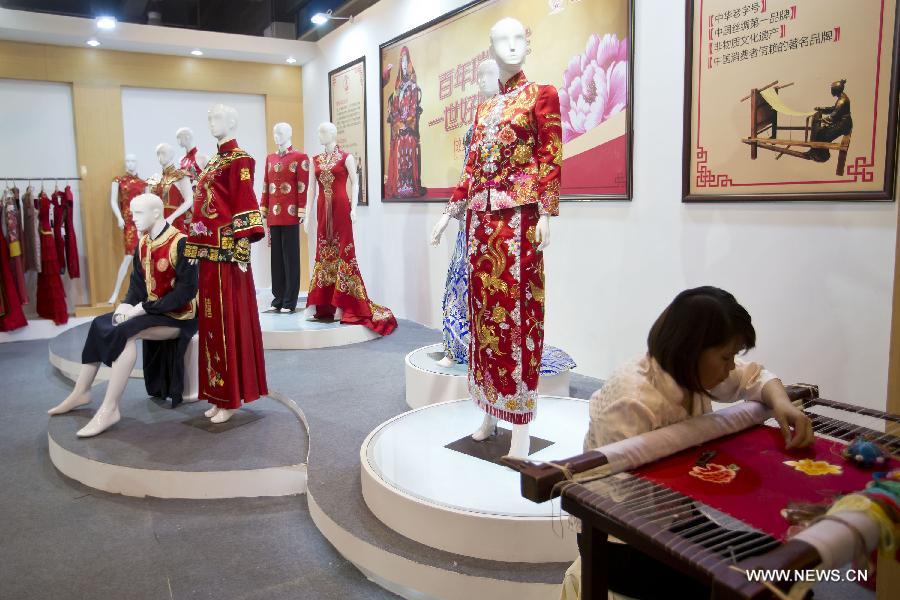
[305,167,317,235]
[120,250,146,312]
[431,213,451,246]
[535,214,550,251]
[196,153,209,171]
[167,177,194,223]
[345,153,359,222]
[110,181,124,229]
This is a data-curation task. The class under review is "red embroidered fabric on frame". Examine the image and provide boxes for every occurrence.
[630,425,895,540]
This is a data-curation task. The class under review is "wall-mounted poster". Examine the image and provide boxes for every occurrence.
[329,56,368,206]
[683,0,899,201]
[379,0,633,203]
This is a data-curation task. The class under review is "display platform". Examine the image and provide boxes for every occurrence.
[47,390,309,499]
[50,321,143,381]
[360,396,587,564]
[404,343,574,408]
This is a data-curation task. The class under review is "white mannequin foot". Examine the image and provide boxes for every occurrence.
[471,414,499,441]
[76,406,121,437]
[436,353,456,367]
[204,406,220,418]
[48,391,92,415]
[507,423,531,459]
[210,408,236,423]
[333,307,344,321]
[304,306,317,321]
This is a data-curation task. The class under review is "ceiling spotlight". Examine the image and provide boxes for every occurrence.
[95,16,116,30]
[190,49,204,56]
[286,56,297,64]
[86,38,101,47]
[311,9,351,26]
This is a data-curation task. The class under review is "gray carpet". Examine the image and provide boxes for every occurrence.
[0,324,874,600]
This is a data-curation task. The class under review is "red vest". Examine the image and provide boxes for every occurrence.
[138,226,196,320]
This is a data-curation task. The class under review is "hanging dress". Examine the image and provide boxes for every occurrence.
[2,187,27,304]
[21,186,40,272]
[35,192,67,324]
[0,223,26,332]
[307,147,397,335]
[50,190,66,275]
[63,185,80,278]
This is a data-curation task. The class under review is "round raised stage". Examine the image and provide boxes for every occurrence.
[47,390,309,499]
[404,343,574,408]
[361,396,587,564]
[49,322,143,382]
[256,290,382,349]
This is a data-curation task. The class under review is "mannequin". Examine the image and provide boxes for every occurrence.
[431,17,561,458]
[260,122,309,313]
[147,143,193,234]
[48,193,199,437]
[176,127,208,182]
[303,122,397,335]
[108,154,146,304]
[185,104,267,424]
[434,59,500,368]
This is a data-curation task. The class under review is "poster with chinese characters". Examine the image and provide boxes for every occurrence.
[684,0,899,201]
[329,56,368,205]
[379,0,633,202]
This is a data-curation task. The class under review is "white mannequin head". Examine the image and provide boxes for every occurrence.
[130,193,165,233]
[318,122,338,147]
[155,143,175,167]
[273,122,293,148]
[489,17,527,75]
[175,127,195,150]
[477,59,500,97]
[124,153,138,174]
[208,104,239,141]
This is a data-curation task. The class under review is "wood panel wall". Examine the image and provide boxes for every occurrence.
[0,40,307,307]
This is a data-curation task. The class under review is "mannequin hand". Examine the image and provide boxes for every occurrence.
[125,303,147,321]
[238,261,248,273]
[431,214,451,246]
[535,215,550,251]
[165,217,173,226]
[303,219,310,235]
[112,303,132,325]
[350,210,357,223]
[117,217,125,229]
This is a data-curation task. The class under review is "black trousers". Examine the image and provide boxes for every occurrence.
[270,224,300,310]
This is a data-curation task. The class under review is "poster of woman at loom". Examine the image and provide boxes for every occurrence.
[683,0,899,201]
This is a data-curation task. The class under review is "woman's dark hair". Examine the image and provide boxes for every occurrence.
[647,286,756,393]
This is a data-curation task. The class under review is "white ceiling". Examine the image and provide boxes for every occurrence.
[0,7,320,66]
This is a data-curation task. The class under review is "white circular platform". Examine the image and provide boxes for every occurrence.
[361,396,587,563]
[404,344,572,409]
[257,290,381,350]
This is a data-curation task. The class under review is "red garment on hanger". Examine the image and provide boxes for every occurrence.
[63,186,79,278]
[36,192,67,324]
[50,190,66,275]
[3,187,27,304]
[0,223,27,332]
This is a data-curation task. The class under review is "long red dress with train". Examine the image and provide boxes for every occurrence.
[35,191,68,324]
[307,148,397,336]
[63,185,80,278]
[185,139,267,409]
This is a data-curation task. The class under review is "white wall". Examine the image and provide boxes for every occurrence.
[304,0,898,409]
[0,78,89,315]
[120,88,272,287]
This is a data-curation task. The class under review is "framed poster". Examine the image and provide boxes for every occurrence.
[379,0,633,203]
[329,56,369,206]
[683,0,899,202]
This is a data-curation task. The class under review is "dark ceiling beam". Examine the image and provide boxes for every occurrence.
[120,0,149,21]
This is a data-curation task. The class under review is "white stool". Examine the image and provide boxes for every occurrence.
[135,327,200,403]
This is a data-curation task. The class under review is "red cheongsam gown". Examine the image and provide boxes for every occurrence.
[2,187,27,304]
[0,208,26,331]
[185,139,267,409]
[151,165,191,235]
[445,70,562,425]
[114,173,147,255]
[306,148,397,335]
[51,190,66,275]
[35,191,68,324]
[63,185,79,278]
[180,147,203,183]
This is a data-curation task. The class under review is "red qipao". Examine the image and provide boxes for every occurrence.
[2,188,27,304]
[0,222,26,331]
[180,147,203,182]
[151,165,191,235]
[63,186,80,278]
[51,191,67,275]
[185,139,267,409]
[307,148,397,335]
[446,70,562,425]
[35,192,68,324]
[114,173,146,254]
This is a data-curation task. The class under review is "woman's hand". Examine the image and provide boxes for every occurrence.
[772,396,814,449]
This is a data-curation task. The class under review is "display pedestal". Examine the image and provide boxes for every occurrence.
[360,396,588,564]
[404,343,573,409]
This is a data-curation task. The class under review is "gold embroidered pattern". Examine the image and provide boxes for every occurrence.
[240,168,251,180]
[204,297,213,318]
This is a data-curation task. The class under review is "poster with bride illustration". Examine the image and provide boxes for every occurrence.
[684,0,899,201]
[379,0,633,202]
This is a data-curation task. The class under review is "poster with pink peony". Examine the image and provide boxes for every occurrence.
[379,0,633,202]
[683,0,899,202]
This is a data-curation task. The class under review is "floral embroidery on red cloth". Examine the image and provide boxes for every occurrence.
[689,463,739,484]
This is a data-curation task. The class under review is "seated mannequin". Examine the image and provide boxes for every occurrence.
[48,193,199,437]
